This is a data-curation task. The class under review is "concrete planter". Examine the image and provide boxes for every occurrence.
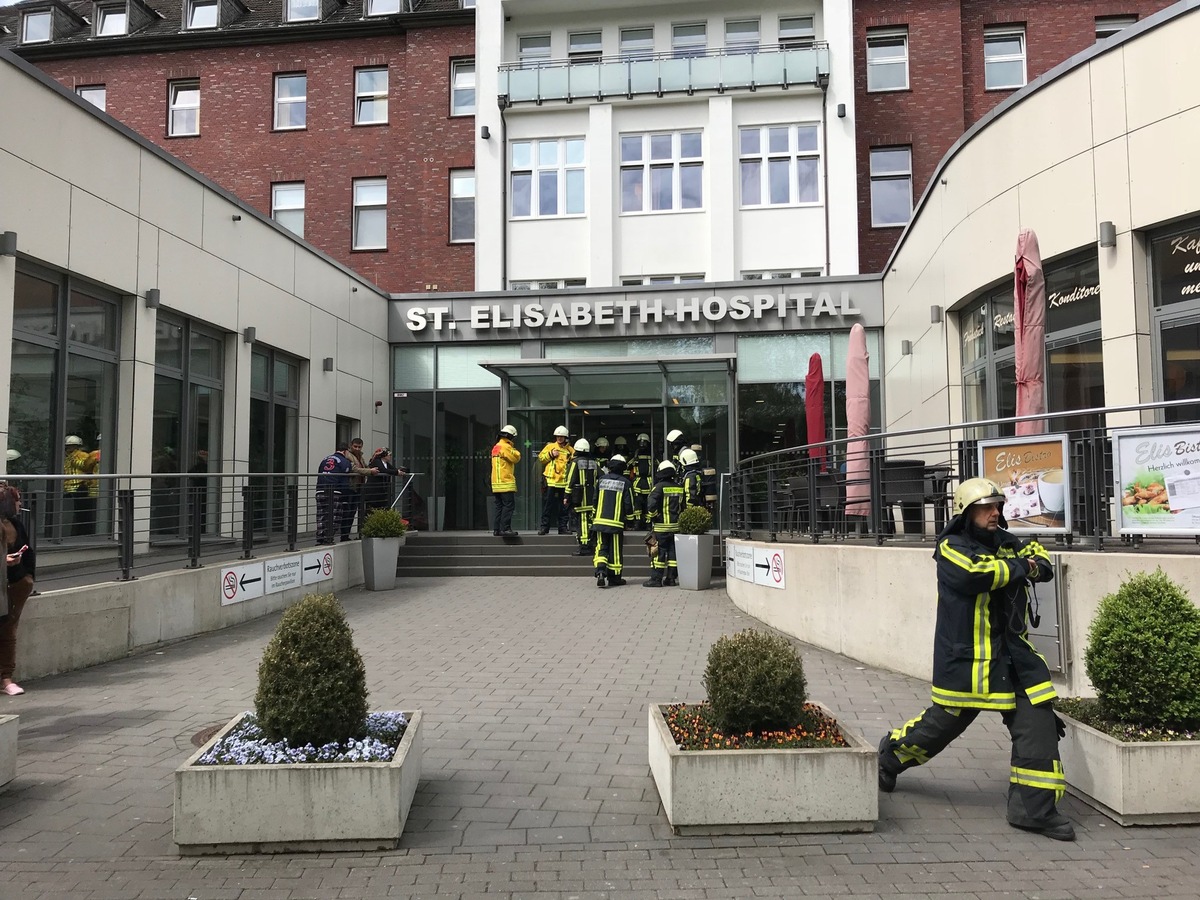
[362,536,402,591]
[675,534,714,590]
[174,709,423,853]
[1059,711,1200,825]
[648,703,877,834]
[0,715,18,790]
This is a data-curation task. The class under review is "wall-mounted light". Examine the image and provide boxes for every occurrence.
[900,340,913,356]
[231,214,242,222]
[480,125,491,140]
[323,357,334,372]
[243,326,257,344]
[930,305,943,324]
[0,231,16,257]
[1099,220,1117,248]
[145,288,161,309]
[836,102,846,118]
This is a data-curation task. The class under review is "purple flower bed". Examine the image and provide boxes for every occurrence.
[196,711,408,765]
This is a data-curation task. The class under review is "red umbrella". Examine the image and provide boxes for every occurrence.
[1014,228,1047,435]
[844,324,871,518]
[805,353,827,473]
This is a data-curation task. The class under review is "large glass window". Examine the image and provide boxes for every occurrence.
[620,131,703,213]
[739,124,820,207]
[1152,222,1200,422]
[866,28,908,92]
[510,138,585,218]
[984,26,1026,90]
[274,73,307,130]
[249,347,299,535]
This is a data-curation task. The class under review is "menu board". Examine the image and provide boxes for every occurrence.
[976,435,1072,535]
[1113,425,1200,535]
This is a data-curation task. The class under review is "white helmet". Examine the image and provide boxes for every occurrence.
[679,448,700,466]
[66,435,84,447]
[500,424,518,438]
[614,436,627,447]
[609,454,626,466]
[637,433,650,442]
[595,437,610,449]
[5,449,20,461]
[657,460,676,473]
[573,438,590,453]
[553,425,569,438]
[666,429,683,444]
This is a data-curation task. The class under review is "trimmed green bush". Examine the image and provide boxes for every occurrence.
[703,629,807,733]
[362,507,407,538]
[255,593,369,747]
[1084,568,1200,728]
[679,505,713,535]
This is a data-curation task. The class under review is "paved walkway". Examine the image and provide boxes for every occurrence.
[2,576,1197,899]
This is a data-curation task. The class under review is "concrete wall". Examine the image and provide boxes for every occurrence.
[726,538,1200,699]
[20,544,365,680]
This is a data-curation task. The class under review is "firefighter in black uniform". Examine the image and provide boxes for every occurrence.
[665,429,685,469]
[592,454,634,588]
[630,433,656,530]
[643,460,684,587]
[678,447,704,509]
[878,478,1074,841]
[565,438,600,556]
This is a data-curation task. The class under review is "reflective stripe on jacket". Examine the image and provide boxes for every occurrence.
[631,452,656,494]
[491,439,520,493]
[537,441,574,488]
[682,467,703,508]
[592,473,634,532]
[566,454,600,511]
[931,516,1056,711]
[646,480,684,533]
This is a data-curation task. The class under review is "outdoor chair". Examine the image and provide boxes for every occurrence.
[881,459,927,536]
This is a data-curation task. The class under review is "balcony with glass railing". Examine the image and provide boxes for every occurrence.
[498,42,831,105]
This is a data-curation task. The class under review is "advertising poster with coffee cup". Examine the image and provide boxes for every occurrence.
[1113,425,1200,536]
[976,435,1071,534]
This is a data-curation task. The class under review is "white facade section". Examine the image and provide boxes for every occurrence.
[474,0,857,290]
[880,7,1200,434]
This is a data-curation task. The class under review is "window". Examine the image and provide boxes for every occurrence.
[76,85,106,111]
[271,183,305,237]
[672,23,706,59]
[186,0,218,29]
[568,31,602,64]
[460,0,475,7]
[739,124,820,207]
[778,16,815,49]
[510,279,586,290]
[725,19,759,54]
[286,0,318,22]
[620,131,703,213]
[621,275,705,285]
[620,27,653,60]
[450,59,475,115]
[168,80,200,137]
[742,270,823,279]
[519,34,551,68]
[352,178,387,250]
[984,26,1026,90]
[274,74,306,130]
[450,169,475,243]
[366,0,400,15]
[866,27,908,91]
[21,11,51,43]
[510,138,586,218]
[354,67,388,125]
[869,146,912,227]
[1096,15,1137,40]
[95,5,127,36]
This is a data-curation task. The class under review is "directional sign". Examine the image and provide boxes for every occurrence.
[752,547,786,590]
[220,562,265,606]
[265,556,303,595]
[727,543,754,583]
[302,550,334,585]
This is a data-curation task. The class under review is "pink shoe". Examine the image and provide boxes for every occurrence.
[2,683,24,696]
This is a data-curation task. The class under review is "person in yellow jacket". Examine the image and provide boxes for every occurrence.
[63,434,100,536]
[537,425,574,535]
[490,424,521,537]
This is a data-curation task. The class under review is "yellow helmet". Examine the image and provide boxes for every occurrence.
[953,477,1005,515]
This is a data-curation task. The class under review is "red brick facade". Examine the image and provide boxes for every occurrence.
[853,1,1173,275]
[35,26,476,294]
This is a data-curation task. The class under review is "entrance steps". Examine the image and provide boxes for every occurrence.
[395,531,662,579]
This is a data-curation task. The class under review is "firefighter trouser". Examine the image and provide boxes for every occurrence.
[651,531,676,574]
[593,530,625,575]
[633,490,649,527]
[575,508,594,548]
[880,691,1065,825]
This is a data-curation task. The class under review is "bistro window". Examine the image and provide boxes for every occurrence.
[1151,220,1200,422]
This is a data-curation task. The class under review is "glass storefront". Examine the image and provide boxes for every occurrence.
[249,347,299,535]
[1151,220,1200,423]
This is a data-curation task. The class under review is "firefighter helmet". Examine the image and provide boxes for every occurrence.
[573,438,590,453]
[500,424,518,438]
[666,429,683,444]
[679,448,700,466]
[953,477,1005,515]
[657,460,676,473]
[553,425,569,437]
[595,437,610,449]
[637,433,650,442]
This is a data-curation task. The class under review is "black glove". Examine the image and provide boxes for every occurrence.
[1009,558,1031,582]
[1054,712,1066,739]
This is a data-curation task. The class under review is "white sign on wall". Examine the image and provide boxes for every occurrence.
[220,563,265,606]
[302,550,334,585]
[728,543,754,583]
[726,544,785,590]
[265,556,303,595]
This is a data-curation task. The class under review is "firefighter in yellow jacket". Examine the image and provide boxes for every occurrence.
[537,425,574,535]
[490,425,521,537]
[878,478,1074,841]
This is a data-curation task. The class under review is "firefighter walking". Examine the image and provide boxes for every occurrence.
[643,460,683,588]
[565,438,599,556]
[591,454,634,588]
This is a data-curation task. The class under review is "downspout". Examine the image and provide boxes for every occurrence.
[498,93,510,290]
[818,71,831,276]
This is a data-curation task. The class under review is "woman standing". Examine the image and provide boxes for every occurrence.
[1,484,35,696]
[364,448,402,515]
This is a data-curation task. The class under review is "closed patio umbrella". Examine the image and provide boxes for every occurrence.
[1014,228,1047,436]
[844,324,871,518]
[805,353,827,473]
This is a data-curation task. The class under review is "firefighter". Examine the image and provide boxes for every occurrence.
[537,425,574,535]
[490,424,521,537]
[565,438,600,556]
[630,433,656,530]
[593,436,610,472]
[878,478,1074,841]
[665,429,685,469]
[591,453,634,588]
[678,447,704,509]
[643,460,684,588]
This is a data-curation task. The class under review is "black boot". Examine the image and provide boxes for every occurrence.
[596,568,607,588]
[878,733,898,793]
[575,544,592,556]
[1008,814,1076,841]
[663,573,678,586]
[608,574,627,587]
[643,570,663,588]
[538,527,550,535]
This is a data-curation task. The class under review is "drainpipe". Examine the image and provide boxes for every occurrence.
[497,93,510,290]
[817,71,831,277]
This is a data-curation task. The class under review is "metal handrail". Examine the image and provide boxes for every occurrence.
[497,41,829,71]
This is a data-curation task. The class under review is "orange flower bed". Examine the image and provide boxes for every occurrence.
[664,702,849,751]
